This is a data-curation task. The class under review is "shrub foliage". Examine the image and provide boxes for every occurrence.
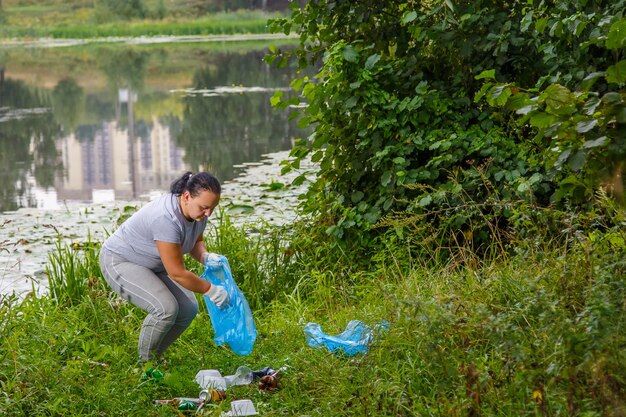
[267,0,626,247]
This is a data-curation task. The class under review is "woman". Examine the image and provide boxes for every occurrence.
[99,171,229,362]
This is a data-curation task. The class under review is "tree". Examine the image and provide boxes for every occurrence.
[267,0,625,245]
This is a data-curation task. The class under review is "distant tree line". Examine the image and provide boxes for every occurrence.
[184,0,307,13]
[98,0,306,20]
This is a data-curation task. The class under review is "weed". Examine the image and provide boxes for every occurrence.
[46,233,105,307]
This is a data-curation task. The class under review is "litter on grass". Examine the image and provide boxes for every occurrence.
[304,319,390,356]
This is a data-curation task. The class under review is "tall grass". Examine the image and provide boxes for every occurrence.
[46,234,104,306]
[1,210,624,416]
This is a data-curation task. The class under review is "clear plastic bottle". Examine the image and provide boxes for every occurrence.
[223,365,253,387]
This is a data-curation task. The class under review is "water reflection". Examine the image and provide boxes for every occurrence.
[0,43,306,213]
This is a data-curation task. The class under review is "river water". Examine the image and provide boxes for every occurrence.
[0,35,314,297]
[0,150,314,297]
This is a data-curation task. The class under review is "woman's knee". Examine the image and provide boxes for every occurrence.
[149,292,181,323]
[153,297,198,326]
[176,298,198,325]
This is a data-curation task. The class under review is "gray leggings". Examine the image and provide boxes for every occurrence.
[99,248,198,361]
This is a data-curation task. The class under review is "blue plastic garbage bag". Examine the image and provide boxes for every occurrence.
[304,320,389,356]
[201,254,257,356]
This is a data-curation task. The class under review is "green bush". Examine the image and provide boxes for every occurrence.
[267,0,626,249]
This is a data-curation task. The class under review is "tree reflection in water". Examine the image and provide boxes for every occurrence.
[0,43,310,213]
[178,49,300,180]
[0,78,62,212]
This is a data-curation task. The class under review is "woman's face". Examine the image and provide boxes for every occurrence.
[181,189,220,221]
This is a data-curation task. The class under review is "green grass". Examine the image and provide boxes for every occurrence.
[0,13,276,39]
[1,212,625,416]
[2,0,215,21]
[0,7,283,39]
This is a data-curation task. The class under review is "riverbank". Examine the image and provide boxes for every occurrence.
[0,150,314,298]
[2,199,625,415]
[0,8,282,40]
[0,32,297,48]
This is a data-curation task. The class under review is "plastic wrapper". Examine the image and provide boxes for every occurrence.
[201,254,257,355]
[304,319,389,356]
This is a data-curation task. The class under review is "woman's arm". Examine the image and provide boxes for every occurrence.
[156,240,210,293]
[189,234,209,264]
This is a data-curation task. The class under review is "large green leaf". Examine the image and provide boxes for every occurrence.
[506,92,531,111]
[488,85,511,106]
[582,136,608,149]
[606,60,626,85]
[575,119,597,133]
[402,11,417,24]
[342,45,359,63]
[568,150,586,171]
[581,72,605,90]
[530,112,557,128]
[351,190,364,203]
[475,69,495,80]
[365,54,381,70]
[606,18,626,49]
[602,92,623,105]
[542,84,576,115]
[381,171,392,187]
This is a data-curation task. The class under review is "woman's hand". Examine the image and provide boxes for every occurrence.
[205,284,229,308]
[201,252,220,266]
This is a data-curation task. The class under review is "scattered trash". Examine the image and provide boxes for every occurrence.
[140,367,164,381]
[196,366,284,395]
[249,366,275,380]
[177,399,199,411]
[154,396,202,411]
[154,389,225,412]
[225,366,286,390]
[201,254,257,355]
[304,319,390,356]
[223,399,258,416]
[224,365,254,387]
[257,368,281,392]
[196,369,227,390]
[200,388,227,402]
[154,397,200,406]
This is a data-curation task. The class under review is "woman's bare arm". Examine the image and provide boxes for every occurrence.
[156,240,210,293]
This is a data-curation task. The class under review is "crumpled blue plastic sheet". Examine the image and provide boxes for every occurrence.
[304,319,389,356]
[201,254,257,356]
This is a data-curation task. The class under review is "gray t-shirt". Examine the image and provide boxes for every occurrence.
[103,193,207,272]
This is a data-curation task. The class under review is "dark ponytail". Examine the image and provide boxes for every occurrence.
[170,171,221,197]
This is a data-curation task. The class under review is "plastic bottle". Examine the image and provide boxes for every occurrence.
[154,390,225,411]
[154,398,201,409]
[223,365,253,387]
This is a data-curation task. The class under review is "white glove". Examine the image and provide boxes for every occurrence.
[205,284,229,308]
[202,252,220,265]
